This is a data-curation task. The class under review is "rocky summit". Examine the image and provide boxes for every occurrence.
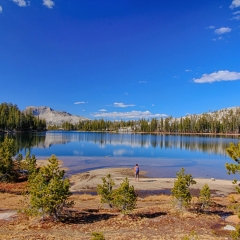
[25,106,88,127]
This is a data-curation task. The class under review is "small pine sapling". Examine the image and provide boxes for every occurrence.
[97,174,115,208]
[198,184,211,211]
[171,168,196,209]
[225,142,240,218]
[112,177,137,213]
[26,154,73,220]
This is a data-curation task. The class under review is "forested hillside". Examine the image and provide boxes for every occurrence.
[0,103,46,132]
[58,107,240,134]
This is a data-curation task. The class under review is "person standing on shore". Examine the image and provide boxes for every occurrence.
[134,164,140,182]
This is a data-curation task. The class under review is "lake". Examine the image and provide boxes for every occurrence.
[0,131,239,179]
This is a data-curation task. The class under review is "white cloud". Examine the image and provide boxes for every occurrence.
[0,6,2,13]
[43,0,55,9]
[152,104,155,106]
[74,101,87,104]
[98,109,107,112]
[93,110,167,119]
[12,0,28,7]
[193,70,240,83]
[139,81,147,83]
[233,10,240,14]
[185,69,192,72]
[230,0,240,9]
[214,27,232,34]
[114,102,135,108]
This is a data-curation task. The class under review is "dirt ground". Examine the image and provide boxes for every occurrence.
[0,168,239,239]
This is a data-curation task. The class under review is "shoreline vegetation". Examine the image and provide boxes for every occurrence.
[1,102,240,135]
[1,165,239,239]
[1,147,240,239]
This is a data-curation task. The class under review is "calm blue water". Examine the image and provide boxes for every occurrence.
[1,131,239,179]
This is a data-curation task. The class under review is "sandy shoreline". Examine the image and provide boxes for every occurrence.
[69,167,236,197]
[36,159,236,196]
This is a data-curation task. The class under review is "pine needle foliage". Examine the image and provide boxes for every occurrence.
[97,174,115,208]
[225,142,240,218]
[226,142,240,193]
[97,176,137,213]
[90,232,105,240]
[20,151,37,175]
[198,184,211,211]
[0,136,15,181]
[112,178,137,213]
[171,168,196,209]
[26,154,73,220]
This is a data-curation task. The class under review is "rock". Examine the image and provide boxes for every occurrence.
[225,215,240,224]
[223,225,236,231]
[25,106,88,127]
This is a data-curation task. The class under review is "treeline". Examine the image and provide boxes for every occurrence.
[55,108,240,134]
[0,103,46,132]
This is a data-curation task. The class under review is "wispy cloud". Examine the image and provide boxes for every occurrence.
[0,6,2,13]
[206,26,215,29]
[114,102,135,108]
[74,101,87,104]
[232,15,240,20]
[185,69,192,72]
[152,104,155,107]
[233,10,240,14]
[93,110,167,119]
[139,81,147,84]
[230,0,240,9]
[193,70,240,83]
[214,27,232,34]
[98,109,107,112]
[12,0,28,7]
[43,0,55,9]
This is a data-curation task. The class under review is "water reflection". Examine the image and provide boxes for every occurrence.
[0,131,238,157]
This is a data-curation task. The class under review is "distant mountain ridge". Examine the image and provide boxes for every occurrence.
[179,106,240,120]
[25,106,88,127]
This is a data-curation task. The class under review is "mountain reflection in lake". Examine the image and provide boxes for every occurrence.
[0,131,239,179]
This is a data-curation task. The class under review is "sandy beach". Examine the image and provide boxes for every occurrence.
[69,167,236,197]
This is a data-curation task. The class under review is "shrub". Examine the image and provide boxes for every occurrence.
[97,174,115,208]
[91,232,105,240]
[97,175,137,213]
[112,178,137,213]
[198,184,211,211]
[25,154,74,220]
[171,168,196,209]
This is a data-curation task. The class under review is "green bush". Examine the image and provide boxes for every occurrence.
[97,174,115,208]
[25,154,74,220]
[91,231,105,240]
[198,184,211,211]
[171,168,196,209]
[97,175,137,213]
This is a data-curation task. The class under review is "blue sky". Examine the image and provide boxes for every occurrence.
[0,0,240,120]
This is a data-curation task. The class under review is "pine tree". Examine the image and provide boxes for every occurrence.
[0,136,15,181]
[225,142,240,218]
[112,178,137,213]
[171,168,196,209]
[26,155,73,220]
[97,174,115,208]
[198,184,211,211]
[21,151,37,175]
